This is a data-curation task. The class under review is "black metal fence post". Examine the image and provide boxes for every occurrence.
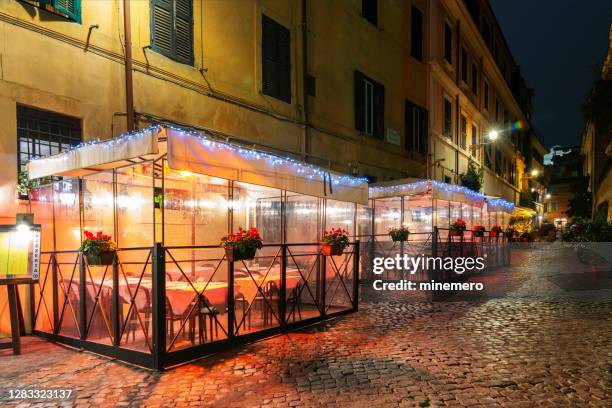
[321,253,326,318]
[112,257,120,346]
[227,258,235,338]
[152,243,166,370]
[431,227,438,281]
[353,240,360,312]
[79,253,86,341]
[280,244,287,327]
[52,254,58,335]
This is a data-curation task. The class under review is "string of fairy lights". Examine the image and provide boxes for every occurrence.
[369,179,514,211]
[28,124,368,188]
[28,124,514,211]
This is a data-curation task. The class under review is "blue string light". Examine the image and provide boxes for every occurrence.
[29,124,368,188]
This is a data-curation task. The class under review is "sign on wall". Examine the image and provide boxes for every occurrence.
[0,224,41,284]
[386,128,401,146]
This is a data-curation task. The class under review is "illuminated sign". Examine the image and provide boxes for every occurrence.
[0,224,41,283]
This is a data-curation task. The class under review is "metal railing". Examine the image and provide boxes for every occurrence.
[32,242,360,369]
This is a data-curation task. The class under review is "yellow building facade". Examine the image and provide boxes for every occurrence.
[0,0,538,337]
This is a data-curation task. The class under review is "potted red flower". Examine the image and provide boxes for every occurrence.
[220,227,263,262]
[449,219,467,237]
[490,225,503,237]
[388,225,410,242]
[81,230,117,265]
[321,228,349,256]
[472,225,486,238]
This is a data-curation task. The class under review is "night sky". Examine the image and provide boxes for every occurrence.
[489,0,612,149]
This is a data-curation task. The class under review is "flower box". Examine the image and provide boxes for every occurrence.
[389,226,410,242]
[86,251,116,266]
[220,227,263,263]
[321,244,345,256]
[225,246,257,262]
[321,228,349,256]
[449,230,463,237]
[81,230,117,266]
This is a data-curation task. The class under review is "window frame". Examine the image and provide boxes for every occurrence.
[443,22,453,64]
[443,97,453,139]
[410,5,424,61]
[362,0,378,27]
[261,14,292,103]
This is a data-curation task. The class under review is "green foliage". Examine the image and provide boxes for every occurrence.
[321,228,350,247]
[459,161,483,192]
[509,216,532,235]
[562,218,612,242]
[220,227,263,251]
[17,170,53,198]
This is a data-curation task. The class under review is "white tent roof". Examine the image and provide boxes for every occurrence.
[26,125,369,205]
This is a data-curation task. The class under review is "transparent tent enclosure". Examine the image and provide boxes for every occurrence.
[357,179,514,281]
[27,126,363,369]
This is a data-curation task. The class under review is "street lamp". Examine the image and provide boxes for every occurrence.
[470,129,499,154]
[545,193,551,199]
[530,169,539,177]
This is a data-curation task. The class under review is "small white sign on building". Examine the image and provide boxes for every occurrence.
[386,128,401,146]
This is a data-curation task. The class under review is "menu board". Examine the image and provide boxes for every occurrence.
[0,224,41,284]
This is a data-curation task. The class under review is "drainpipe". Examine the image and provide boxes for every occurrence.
[301,0,310,161]
[123,0,135,131]
[455,21,460,183]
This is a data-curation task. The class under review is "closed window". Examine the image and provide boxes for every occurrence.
[405,100,428,154]
[471,63,478,95]
[443,98,452,139]
[151,0,193,64]
[362,0,378,26]
[355,71,384,138]
[461,47,468,83]
[17,105,82,176]
[262,15,291,103]
[444,23,453,63]
[411,6,423,61]
[22,0,81,23]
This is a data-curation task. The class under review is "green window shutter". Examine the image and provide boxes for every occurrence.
[354,71,365,132]
[53,0,81,23]
[151,0,193,64]
[262,15,291,103]
[174,0,194,64]
[151,0,174,58]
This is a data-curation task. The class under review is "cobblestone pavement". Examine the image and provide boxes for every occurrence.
[1,243,611,407]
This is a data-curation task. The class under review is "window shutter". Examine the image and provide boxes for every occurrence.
[278,22,291,103]
[175,0,194,63]
[373,81,385,139]
[151,0,173,57]
[354,71,365,132]
[53,0,81,23]
[419,107,428,154]
[262,16,278,98]
[405,101,415,151]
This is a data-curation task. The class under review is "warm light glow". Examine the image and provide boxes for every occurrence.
[531,188,535,192]
[16,223,30,233]
[179,170,193,178]
[487,130,499,141]
[530,169,539,177]
[545,193,551,199]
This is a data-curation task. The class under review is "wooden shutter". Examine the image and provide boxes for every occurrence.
[373,81,385,139]
[405,101,415,151]
[411,6,423,61]
[175,0,194,63]
[354,71,365,132]
[262,15,291,103]
[418,107,428,154]
[278,23,291,102]
[151,0,173,57]
[53,0,81,23]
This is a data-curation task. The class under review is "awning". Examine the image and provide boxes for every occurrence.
[485,197,515,213]
[26,125,369,205]
[369,179,486,207]
[27,127,160,179]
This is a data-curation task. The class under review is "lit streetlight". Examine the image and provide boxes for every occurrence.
[530,169,539,177]
[487,130,499,141]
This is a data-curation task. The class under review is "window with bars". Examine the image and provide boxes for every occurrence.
[17,105,82,175]
[150,0,194,65]
[262,15,291,103]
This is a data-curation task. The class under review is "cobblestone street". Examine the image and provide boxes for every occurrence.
[1,243,611,407]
